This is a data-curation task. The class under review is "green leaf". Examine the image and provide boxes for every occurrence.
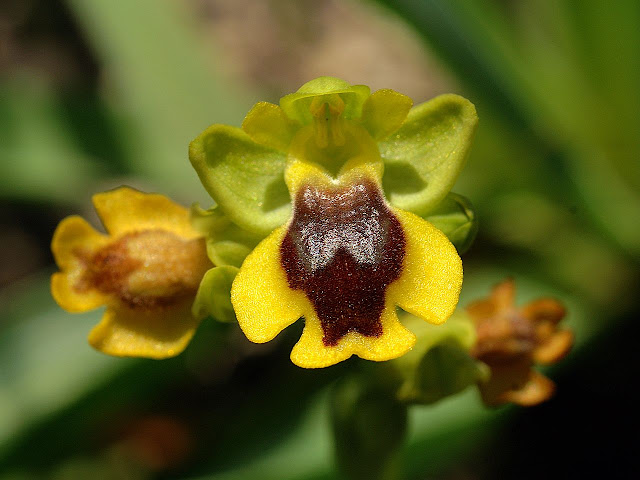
[379,94,478,216]
[189,125,290,235]
[360,89,413,141]
[0,277,132,455]
[280,77,370,124]
[65,0,251,201]
[191,204,264,268]
[425,193,478,253]
[192,266,239,323]
[0,80,100,203]
[242,102,299,152]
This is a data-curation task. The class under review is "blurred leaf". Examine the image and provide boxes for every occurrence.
[64,0,253,200]
[0,81,101,203]
[0,276,132,454]
[372,0,640,256]
[330,378,406,480]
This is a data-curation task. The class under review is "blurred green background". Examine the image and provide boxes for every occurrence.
[1,0,638,478]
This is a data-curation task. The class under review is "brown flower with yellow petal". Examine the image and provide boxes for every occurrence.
[51,187,212,358]
[467,279,573,406]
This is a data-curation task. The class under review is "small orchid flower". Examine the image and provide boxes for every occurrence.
[51,187,212,358]
[189,77,478,368]
[468,279,574,406]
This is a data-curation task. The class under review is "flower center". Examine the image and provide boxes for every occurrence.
[76,230,210,310]
[280,177,405,346]
[310,94,346,148]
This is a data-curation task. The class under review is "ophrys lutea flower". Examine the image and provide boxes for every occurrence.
[51,187,212,358]
[468,279,573,406]
[190,77,478,368]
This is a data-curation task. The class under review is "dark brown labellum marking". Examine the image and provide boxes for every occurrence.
[280,177,405,346]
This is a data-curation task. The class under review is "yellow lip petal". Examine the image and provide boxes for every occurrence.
[290,301,416,369]
[533,329,574,365]
[51,215,108,269]
[88,303,199,359]
[499,370,556,406]
[92,187,197,239]
[51,215,110,312]
[51,272,108,313]
[387,209,463,325]
[231,226,307,343]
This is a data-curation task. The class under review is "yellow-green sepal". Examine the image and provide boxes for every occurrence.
[359,89,412,141]
[280,76,370,124]
[190,204,263,268]
[424,193,478,253]
[189,124,290,235]
[192,265,239,323]
[379,94,478,216]
[242,101,299,152]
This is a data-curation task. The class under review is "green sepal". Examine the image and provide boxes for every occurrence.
[394,310,488,405]
[190,204,264,268]
[360,89,412,140]
[189,124,291,235]
[379,94,478,216]
[424,192,478,253]
[330,375,407,480]
[242,101,299,152]
[280,76,370,124]
[192,265,239,323]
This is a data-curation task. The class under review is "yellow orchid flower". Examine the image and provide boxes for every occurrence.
[51,187,212,358]
[190,77,477,368]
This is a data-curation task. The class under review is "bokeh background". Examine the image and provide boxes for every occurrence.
[1,0,639,478]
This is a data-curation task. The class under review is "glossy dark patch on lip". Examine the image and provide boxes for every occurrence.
[280,177,405,346]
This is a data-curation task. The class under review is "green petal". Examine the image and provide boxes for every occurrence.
[190,204,264,268]
[280,76,370,124]
[424,193,478,253]
[242,101,299,152]
[192,266,239,323]
[360,89,413,140]
[189,124,290,235]
[379,94,478,216]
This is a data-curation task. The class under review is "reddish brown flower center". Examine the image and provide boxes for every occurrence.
[280,177,405,346]
[75,230,211,310]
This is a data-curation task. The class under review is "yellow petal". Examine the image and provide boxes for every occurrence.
[88,302,199,359]
[231,226,307,343]
[50,216,109,312]
[51,215,107,270]
[92,187,197,239]
[387,209,462,325]
[290,302,415,369]
[500,370,556,406]
[51,272,108,313]
[533,329,574,365]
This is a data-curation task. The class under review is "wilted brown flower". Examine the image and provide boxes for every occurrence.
[468,279,573,406]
